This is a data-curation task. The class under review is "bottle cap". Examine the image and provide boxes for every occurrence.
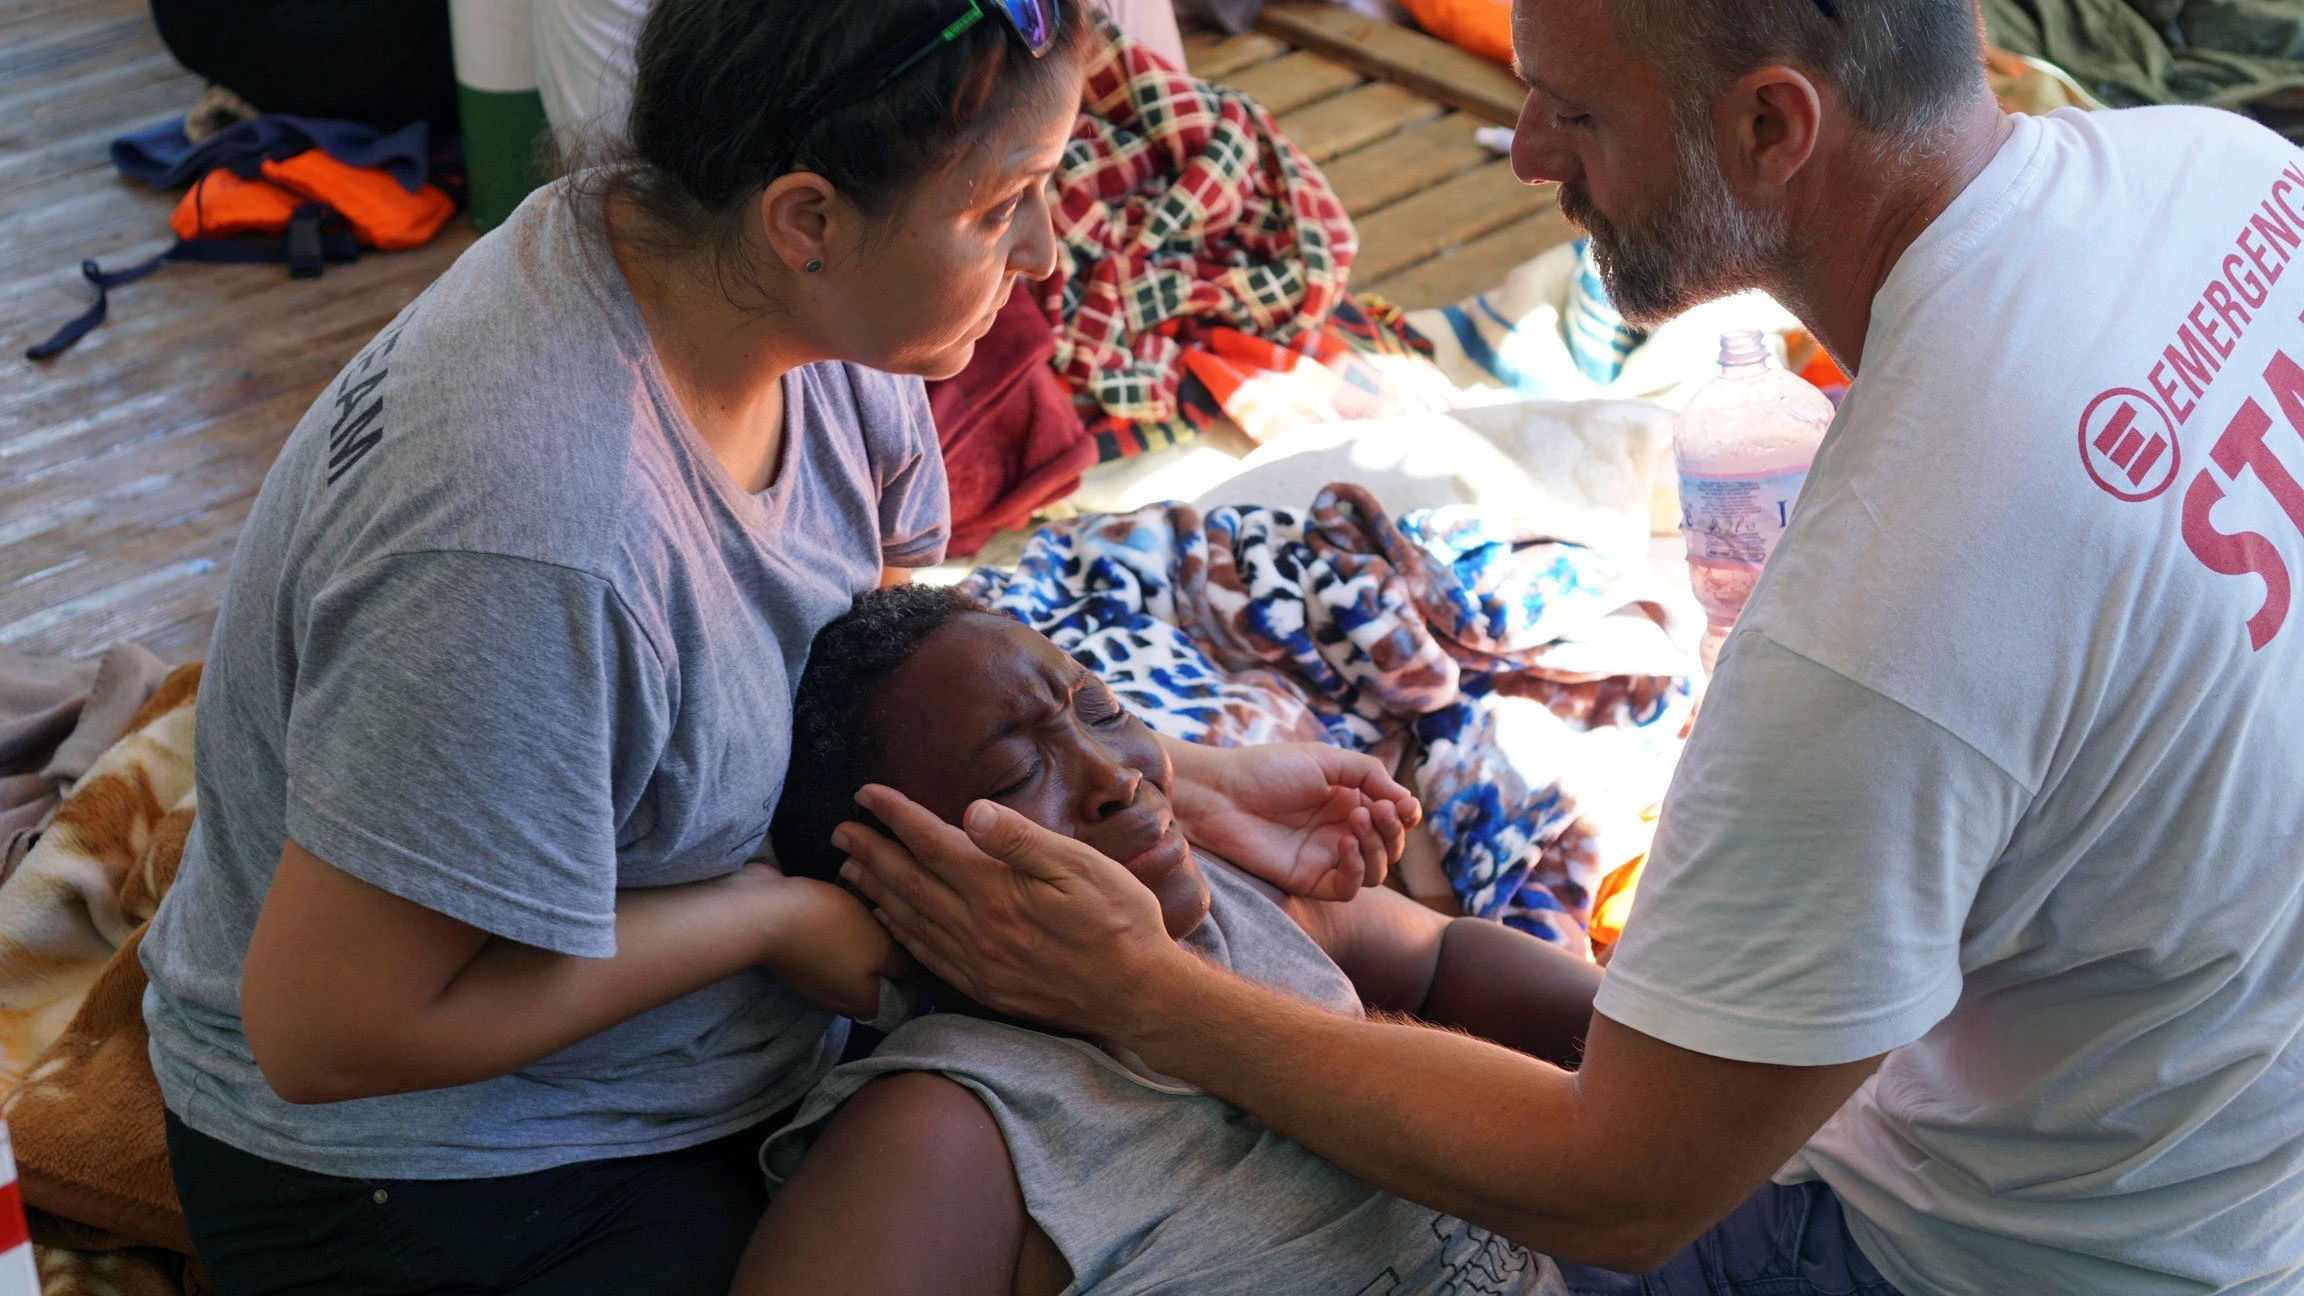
[1718,329,1770,368]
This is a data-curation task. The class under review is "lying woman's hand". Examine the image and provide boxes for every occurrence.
[836,787,1189,1036]
[747,863,917,1019]
[1160,739,1421,902]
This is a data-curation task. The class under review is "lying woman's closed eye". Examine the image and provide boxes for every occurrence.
[745,584,1599,1296]
[780,591,1209,940]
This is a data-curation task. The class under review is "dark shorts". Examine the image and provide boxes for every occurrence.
[1554,1180,1903,1296]
[166,1111,776,1296]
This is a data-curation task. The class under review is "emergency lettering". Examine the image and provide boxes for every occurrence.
[2179,349,2304,649]
[2148,165,2304,424]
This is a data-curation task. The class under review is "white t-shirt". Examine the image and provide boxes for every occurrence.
[1597,106,2304,1296]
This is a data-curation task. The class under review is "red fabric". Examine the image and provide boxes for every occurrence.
[928,289,1096,557]
[1038,18,1356,437]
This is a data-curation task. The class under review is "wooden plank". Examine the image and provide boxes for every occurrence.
[1363,203,1579,310]
[1252,1,1526,126]
[0,390,307,655]
[0,515,247,662]
[1348,161,1554,285]
[1179,29,1288,80]
[1219,49,1362,117]
[1274,81,1439,165]
[1,385,305,574]
[0,0,462,660]
[2,242,468,460]
[0,13,149,79]
[0,72,202,206]
[0,46,184,140]
[1317,112,1490,216]
[0,0,146,38]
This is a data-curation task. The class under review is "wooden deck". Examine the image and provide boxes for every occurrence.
[0,0,474,663]
[1185,4,1578,311]
[0,0,1571,663]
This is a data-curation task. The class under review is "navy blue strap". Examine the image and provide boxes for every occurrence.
[24,218,359,361]
[22,254,171,361]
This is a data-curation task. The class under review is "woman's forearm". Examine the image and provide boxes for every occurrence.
[380,868,811,1092]
[244,842,874,1104]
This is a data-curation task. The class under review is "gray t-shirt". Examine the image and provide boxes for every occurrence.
[764,860,1564,1296]
[140,178,950,1179]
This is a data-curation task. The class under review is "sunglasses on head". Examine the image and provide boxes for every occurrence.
[776,0,1058,177]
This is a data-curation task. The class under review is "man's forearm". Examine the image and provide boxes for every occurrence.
[1115,947,1661,1264]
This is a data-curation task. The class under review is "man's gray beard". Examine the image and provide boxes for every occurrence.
[1558,118,1791,328]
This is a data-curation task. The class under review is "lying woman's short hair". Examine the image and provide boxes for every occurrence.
[772,584,989,882]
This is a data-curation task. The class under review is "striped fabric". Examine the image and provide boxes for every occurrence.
[1561,238,1645,384]
[0,1124,37,1296]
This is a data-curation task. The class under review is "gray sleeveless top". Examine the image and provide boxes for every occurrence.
[761,858,1564,1296]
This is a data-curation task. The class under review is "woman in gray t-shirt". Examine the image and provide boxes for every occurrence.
[140,2,1418,1291]
[741,588,1602,1295]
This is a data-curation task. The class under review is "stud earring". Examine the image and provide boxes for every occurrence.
[804,258,823,274]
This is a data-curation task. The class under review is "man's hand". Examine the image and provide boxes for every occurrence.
[750,865,916,1019]
[1161,737,1421,901]
[835,785,1193,1036]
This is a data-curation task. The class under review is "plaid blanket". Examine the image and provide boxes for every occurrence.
[961,485,1690,953]
[1042,18,1356,439]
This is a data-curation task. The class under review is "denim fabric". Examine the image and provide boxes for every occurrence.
[1555,1181,1903,1296]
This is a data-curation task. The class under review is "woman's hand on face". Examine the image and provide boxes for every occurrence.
[834,786,1190,1036]
[743,863,916,1020]
[1161,740,1421,902]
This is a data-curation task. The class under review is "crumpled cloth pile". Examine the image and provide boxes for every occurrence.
[0,661,206,1293]
[961,484,1690,954]
[1,646,171,880]
[1983,0,2304,139]
[1041,17,1356,449]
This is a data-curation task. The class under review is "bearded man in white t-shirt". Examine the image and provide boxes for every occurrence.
[835,1,2304,1292]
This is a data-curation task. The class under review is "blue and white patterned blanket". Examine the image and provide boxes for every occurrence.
[961,483,1692,956]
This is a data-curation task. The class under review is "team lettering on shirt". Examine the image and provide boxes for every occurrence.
[325,321,403,485]
[2081,161,2304,650]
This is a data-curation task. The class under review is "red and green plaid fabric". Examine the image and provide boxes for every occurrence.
[1039,18,1356,451]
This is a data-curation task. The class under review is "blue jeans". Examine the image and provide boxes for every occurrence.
[1554,1181,1903,1296]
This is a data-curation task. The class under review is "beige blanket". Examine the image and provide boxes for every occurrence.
[0,665,205,1295]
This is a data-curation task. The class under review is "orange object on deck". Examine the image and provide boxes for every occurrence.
[1398,0,1513,65]
[169,169,300,241]
[262,150,454,251]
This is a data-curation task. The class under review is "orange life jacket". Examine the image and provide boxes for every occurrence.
[168,148,453,250]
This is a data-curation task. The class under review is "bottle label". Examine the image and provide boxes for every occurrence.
[1679,466,1809,568]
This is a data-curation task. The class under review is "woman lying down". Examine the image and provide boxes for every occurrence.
[736,585,1603,1296]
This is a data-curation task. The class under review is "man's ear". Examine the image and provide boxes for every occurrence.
[758,172,840,276]
[1723,65,1823,189]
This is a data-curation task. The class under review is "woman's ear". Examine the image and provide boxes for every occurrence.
[758,173,840,277]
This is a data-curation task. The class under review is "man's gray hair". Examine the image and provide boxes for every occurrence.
[1609,0,1985,138]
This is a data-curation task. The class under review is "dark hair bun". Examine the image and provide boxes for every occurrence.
[624,0,1088,229]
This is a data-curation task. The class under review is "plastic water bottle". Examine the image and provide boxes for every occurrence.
[1675,330,1836,674]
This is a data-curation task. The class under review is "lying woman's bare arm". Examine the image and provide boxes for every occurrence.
[1277,881,1602,1069]
[731,1073,1070,1296]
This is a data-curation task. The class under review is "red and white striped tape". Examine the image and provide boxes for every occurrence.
[0,1121,40,1295]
